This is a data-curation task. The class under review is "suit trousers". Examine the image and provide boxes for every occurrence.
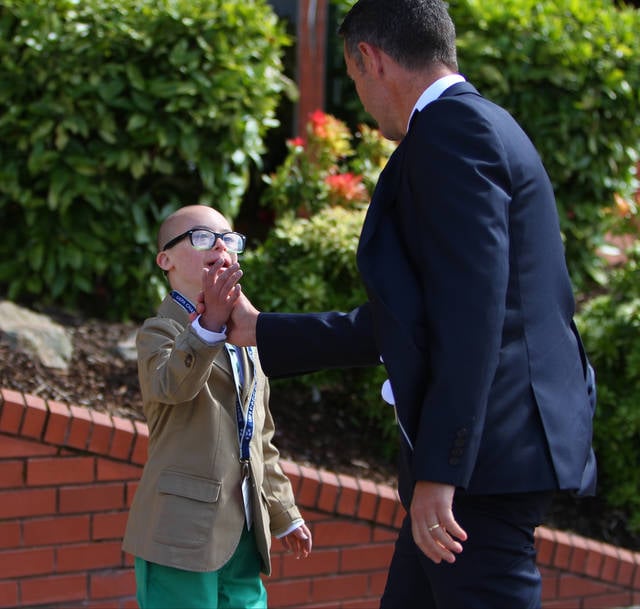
[380,490,554,609]
[135,525,267,609]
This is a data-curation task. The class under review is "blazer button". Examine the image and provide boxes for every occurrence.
[184,353,194,368]
[449,457,460,466]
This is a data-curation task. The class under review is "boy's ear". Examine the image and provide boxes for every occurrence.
[156,250,172,272]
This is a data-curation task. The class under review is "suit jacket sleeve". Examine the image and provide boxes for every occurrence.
[255,302,380,378]
[137,316,223,407]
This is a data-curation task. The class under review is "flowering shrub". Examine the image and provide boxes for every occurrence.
[260,110,396,218]
[241,111,399,456]
[248,110,395,314]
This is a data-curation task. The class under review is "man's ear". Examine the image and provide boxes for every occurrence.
[358,41,384,76]
[156,250,172,272]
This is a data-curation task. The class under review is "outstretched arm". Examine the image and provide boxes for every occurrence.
[253,304,380,378]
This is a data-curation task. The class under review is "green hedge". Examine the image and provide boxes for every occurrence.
[576,241,640,531]
[0,0,290,319]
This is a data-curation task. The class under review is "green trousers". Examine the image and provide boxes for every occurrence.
[135,526,267,609]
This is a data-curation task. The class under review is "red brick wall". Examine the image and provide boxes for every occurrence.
[1,387,640,609]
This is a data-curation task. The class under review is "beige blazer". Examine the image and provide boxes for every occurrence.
[122,295,301,574]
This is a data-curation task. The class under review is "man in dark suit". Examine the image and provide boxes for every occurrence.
[227,1,597,607]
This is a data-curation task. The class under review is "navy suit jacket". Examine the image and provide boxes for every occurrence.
[256,82,596,507]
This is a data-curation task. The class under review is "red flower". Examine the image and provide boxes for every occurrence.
[325,173,368,203]
[310,110,329,138]
[310,109,328,126]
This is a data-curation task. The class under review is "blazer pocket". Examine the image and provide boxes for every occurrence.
[152,470,221,549]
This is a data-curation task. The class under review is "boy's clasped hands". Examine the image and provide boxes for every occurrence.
[197,258,243,333]
[195,258,260,351]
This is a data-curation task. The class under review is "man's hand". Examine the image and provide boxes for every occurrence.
[410,481,467,563]
[226,292,260,346]
[198,260,242,332]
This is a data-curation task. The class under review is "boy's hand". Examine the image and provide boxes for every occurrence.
[192,290,205,319]
[199,259,243,332]
[280,523,312,559]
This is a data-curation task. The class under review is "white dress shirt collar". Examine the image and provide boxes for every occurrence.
[406,73,467,132]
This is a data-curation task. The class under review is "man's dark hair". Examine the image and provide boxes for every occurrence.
[338,0,458,72]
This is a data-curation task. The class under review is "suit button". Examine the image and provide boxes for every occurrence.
[449,457,460,466]
[457,428,469,438]
[184,353,194,368]
[454,437,466,448]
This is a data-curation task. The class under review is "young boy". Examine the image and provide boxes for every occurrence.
[122,205,312,609]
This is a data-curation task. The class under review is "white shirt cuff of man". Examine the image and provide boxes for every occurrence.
[381,379,396,405]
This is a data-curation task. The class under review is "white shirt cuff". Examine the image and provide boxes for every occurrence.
[275,518,305,538]
[192,315,227,344]
[381,379,395,405]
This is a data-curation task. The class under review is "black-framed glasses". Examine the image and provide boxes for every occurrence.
[162,228,246,253]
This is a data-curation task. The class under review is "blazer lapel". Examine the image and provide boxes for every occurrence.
[213,347,236,390]
[358,140,406,253]
[238,346,254,403]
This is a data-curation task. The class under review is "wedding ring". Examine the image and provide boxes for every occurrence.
[428,523,440,532]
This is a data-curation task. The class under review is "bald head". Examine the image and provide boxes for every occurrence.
[157,205,232,251]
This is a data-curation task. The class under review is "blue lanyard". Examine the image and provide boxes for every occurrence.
[171,291,257,464]
[170,290,196,315]
[229,345,257,463]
